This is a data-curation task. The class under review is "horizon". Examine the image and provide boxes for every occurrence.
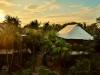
[0,0,99,26]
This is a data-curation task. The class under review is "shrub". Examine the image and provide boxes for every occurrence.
[37,66,57,75]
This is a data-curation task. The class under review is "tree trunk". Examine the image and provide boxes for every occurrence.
[20,41,22,66]
[35,50,46,72]
[6,47,9,67]
[6,46,9,73]
[32,44,36,72]
[9,44,14,72]
[33,44,36,56]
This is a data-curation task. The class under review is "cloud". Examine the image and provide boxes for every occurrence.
[94,5,100,12]
[24,0,60,13]
[0,0,20,6]
[0,1,15,6]
[50,4,60,10]
[44,0,55,4]
[43,13,68,18]
[70,5,82,8]
[24,4,45,10]
[7,0,100,25]
[16,4,98,25]
[11,5,98,26]
[24,4,45,14]
[39,5,100,24]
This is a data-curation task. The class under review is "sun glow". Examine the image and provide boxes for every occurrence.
[0,13,4,22]
[0,10,5,22]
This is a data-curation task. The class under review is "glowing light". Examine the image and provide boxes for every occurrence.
[0,10,5,22]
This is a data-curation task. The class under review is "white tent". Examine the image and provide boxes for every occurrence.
[57,24,93,40]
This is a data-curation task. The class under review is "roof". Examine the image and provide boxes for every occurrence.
[69,51,89,55]
[57,24,93,40]
[0,49,31,54]
[0,49,12,54]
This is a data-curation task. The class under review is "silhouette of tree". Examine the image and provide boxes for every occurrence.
[4,15,21,27]
[24,20,40,29]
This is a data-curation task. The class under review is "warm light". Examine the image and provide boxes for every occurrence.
[0,13,4,22]
[0,10,4,22]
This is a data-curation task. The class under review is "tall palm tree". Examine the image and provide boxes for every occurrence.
[0,26,23,72]
[4,15,21,27]
[0,15,22,72]
[24,28,43,55]
[23,28,44,72]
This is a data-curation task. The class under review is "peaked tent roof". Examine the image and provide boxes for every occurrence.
[57,24,93,40]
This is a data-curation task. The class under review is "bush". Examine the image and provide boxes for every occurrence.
[12,72,18,75]
[21,69,31,75]
[37,66,57,75]
[0,70,10,75]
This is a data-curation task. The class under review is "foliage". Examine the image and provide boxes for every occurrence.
[0,15,23,72]
[21,69,31,75]
[41,30,71,59]
[4,15,21,27]
[24,61,31,68]
[68,58,91,75]
[24,56,37,73]
[41,30,71,71]
[37,66,57,75]
[0,70,10,75]
[90,53,100,72]
[60,68,67,75]
[24,20,40,29]
[24,28,43,55]
[1,15,100,75]
[42,22,50,31]
[72,41,95,53]
[30,56,37,68]
[11,72,18,75]
[68,54,100,75]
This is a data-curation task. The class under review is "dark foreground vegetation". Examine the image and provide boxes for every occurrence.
[0,15,100,75]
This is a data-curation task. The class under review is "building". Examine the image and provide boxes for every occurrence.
[57,24,93,40]
[57,24,94,55]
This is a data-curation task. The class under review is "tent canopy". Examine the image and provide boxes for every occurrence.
[57,24,93,40]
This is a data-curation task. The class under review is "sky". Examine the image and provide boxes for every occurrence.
[0,0,100,26]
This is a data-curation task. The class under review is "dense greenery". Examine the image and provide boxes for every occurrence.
[0,15,100,75]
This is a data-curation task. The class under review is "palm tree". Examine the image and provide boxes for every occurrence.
[23,28,44,72]
[24,20,40,29]
[42,21,51,31]
[0,15,22,72]
[0,26,23,72]
[4,15,21,27]
[24,29,41,55]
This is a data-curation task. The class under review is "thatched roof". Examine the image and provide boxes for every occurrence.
[57,24,93,40]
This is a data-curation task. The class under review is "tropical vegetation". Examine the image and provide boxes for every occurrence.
[0,15,100,75]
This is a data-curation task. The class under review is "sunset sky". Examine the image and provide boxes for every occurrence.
[0,0,100,26]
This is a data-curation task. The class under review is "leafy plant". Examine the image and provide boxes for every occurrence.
[21,69,31,75]
[0,70,10,75]
[68,59,91,75]
[37,66,57,75]
[12,72,18,75]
